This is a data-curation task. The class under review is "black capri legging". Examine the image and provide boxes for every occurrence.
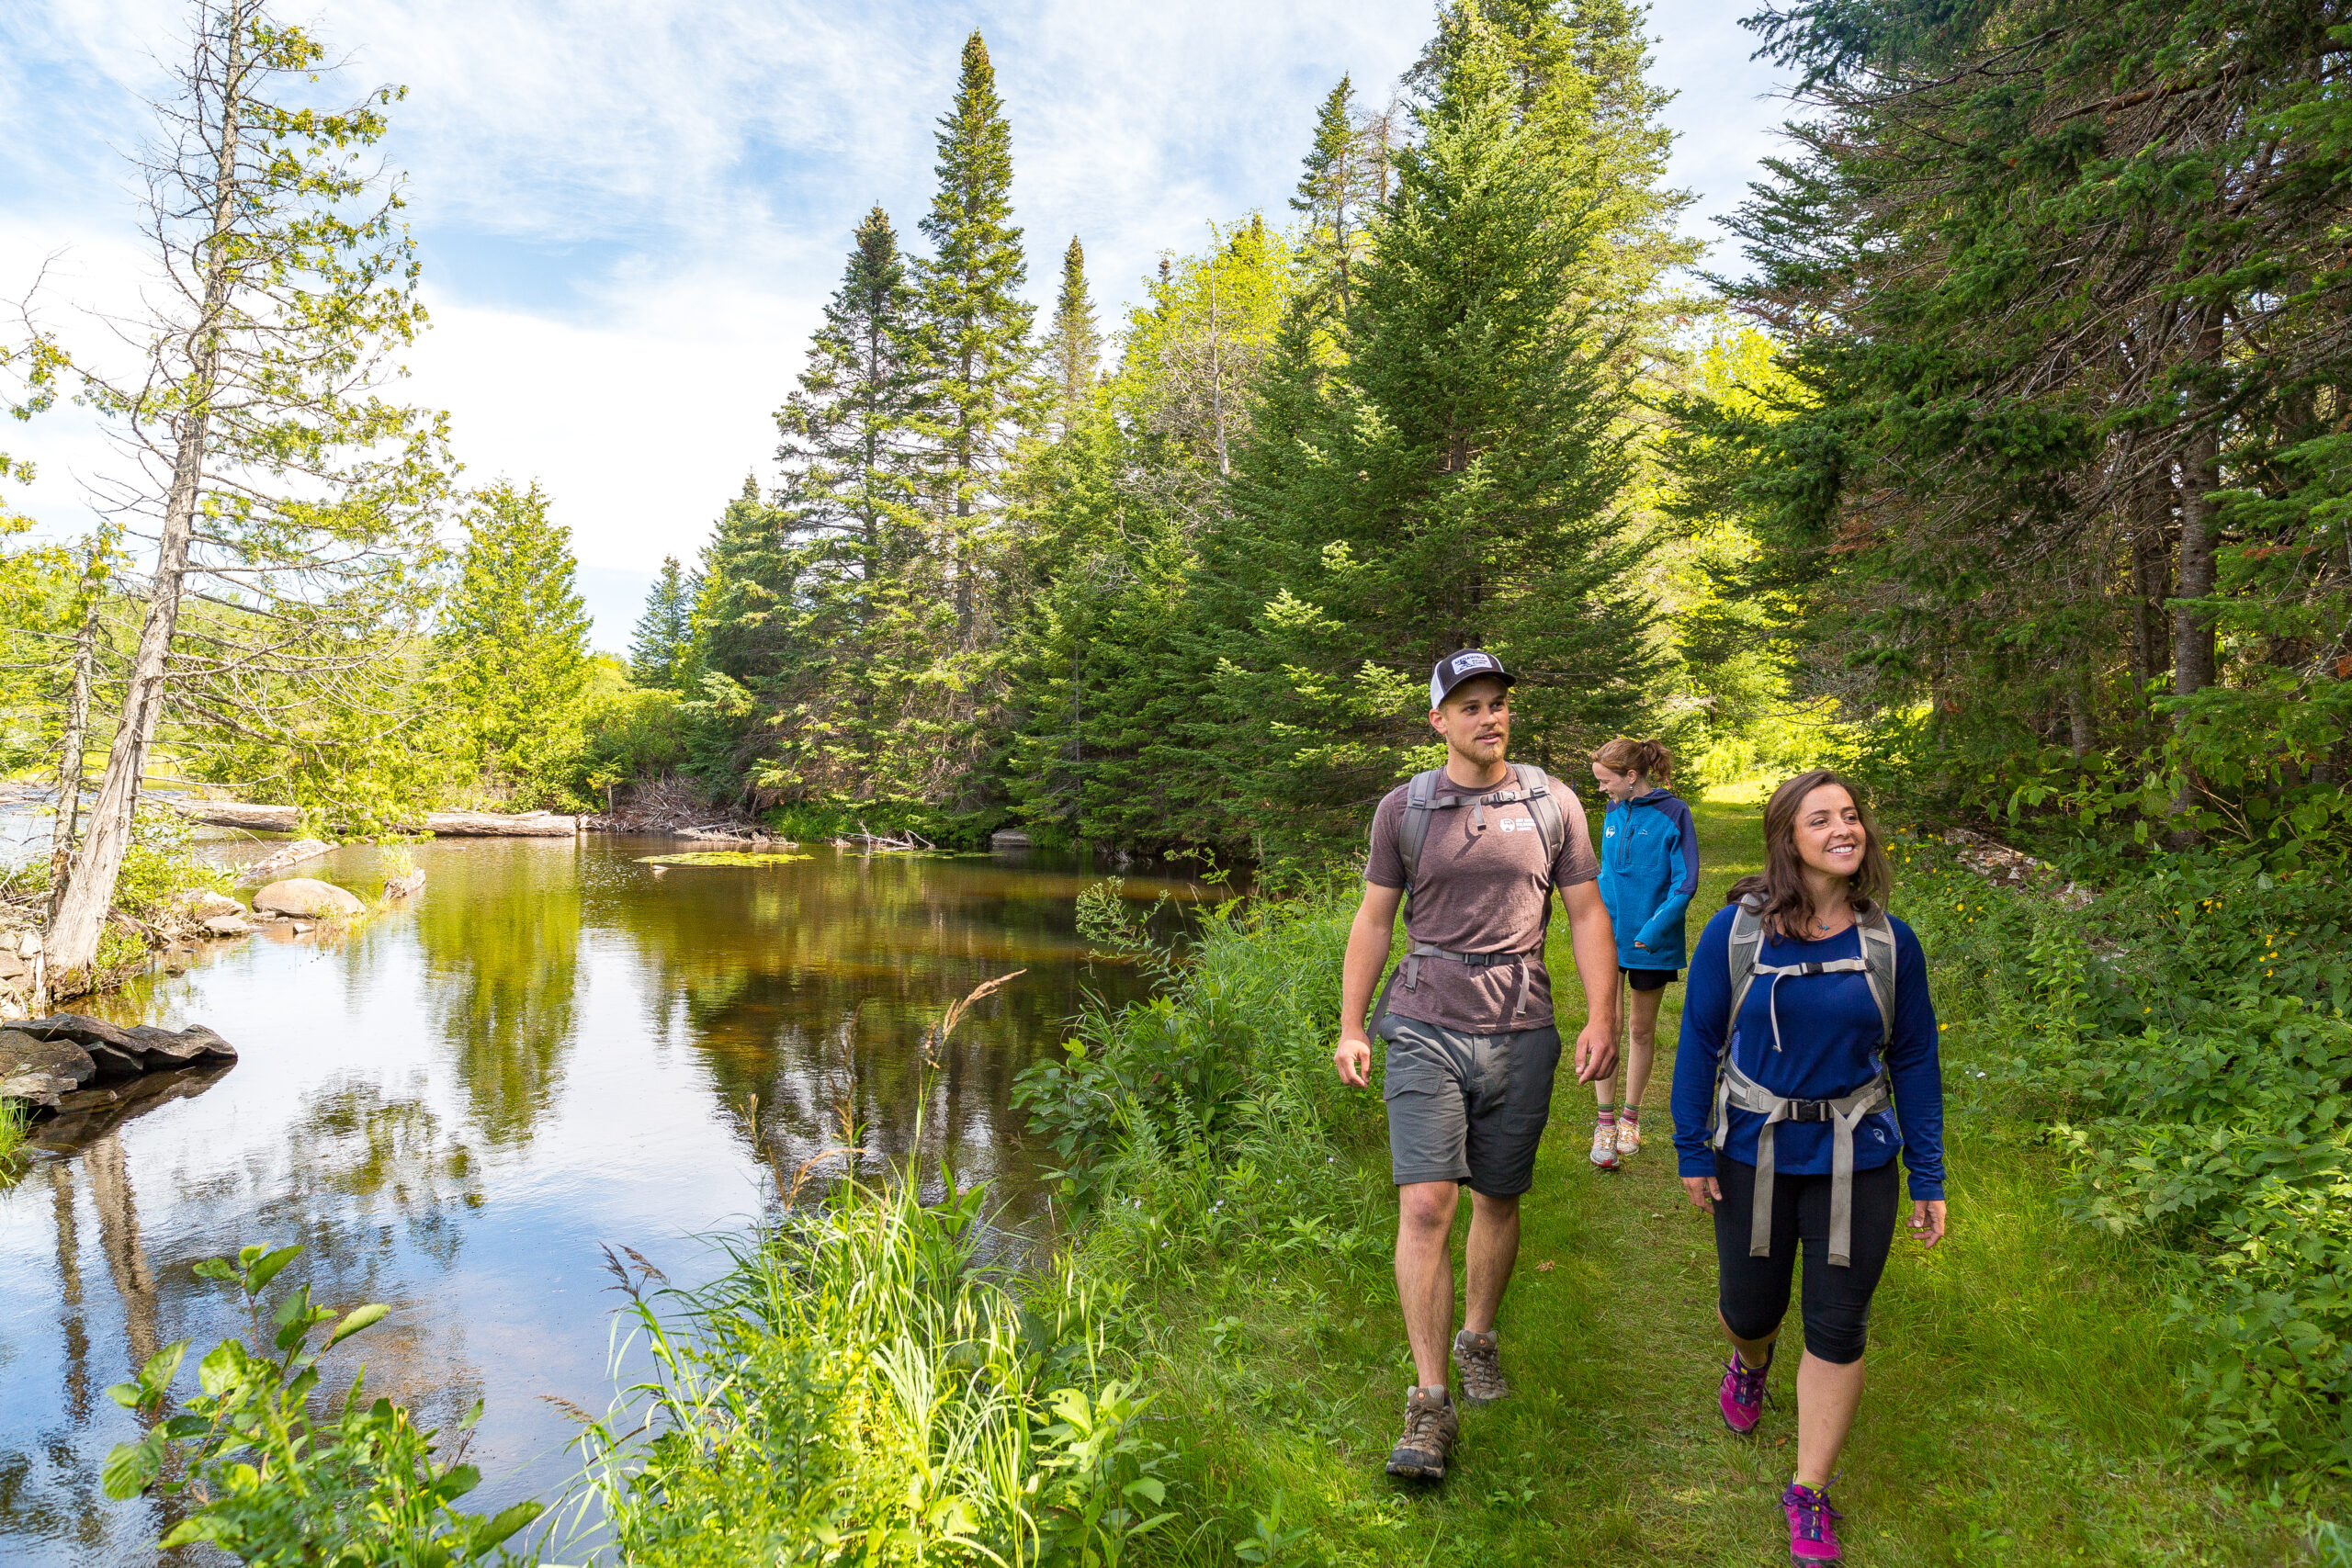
[1713,1152,1900,1365]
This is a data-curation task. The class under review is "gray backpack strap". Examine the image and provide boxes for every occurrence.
[1374,769,1448,1027]
[1710,896,1768,1142]
[1511,762,1566,880]
[1856,904,1897,1044]
[1394,768,1444,892]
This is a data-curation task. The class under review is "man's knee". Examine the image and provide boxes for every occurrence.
[1398,1181,1458,1234]
[1466,1190,1521,1226]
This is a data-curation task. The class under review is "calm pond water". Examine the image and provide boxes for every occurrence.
[0,833,1187,1565]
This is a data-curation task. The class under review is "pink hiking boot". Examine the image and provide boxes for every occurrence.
[1781,1483,1844,1563]
[1718,1347,1771,1435]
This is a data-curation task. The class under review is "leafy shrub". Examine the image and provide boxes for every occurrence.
[1014,880,1386,1277]
[1890,835,2352,1479]
[103,1243,542,1562]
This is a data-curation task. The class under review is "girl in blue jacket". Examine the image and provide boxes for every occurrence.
[1588,737,1698,1166]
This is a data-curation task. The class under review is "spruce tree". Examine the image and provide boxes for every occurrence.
[1213,6,1655,855]
[629,556,695,691]
[441,480,594,802]
[1291,77,1376,314]
[913,30,1044,634]
[777,207,922,576]
[1048,236,1101,437]
[692,474,794,689]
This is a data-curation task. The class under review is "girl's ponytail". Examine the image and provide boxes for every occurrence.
[1592,736,1674,786]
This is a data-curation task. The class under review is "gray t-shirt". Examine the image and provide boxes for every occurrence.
[1365,769,1600,1034]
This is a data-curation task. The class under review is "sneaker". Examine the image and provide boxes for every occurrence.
[1719,1348,1771,1435]
[1616,1117,1643,1156]
[1453,1329,1508,1404]
[1589,1122,1620,1169]
[1781,1482,1844,1563]
[1385,1386,1459,1480]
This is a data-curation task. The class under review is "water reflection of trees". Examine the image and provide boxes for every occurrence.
[582,848,1163,1199]
[0,1077,491,1561]
[413,842,584,1147]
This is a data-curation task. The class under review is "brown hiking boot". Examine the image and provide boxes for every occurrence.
[1453,1328,1509,1404]
[1385,1386,1459,1480]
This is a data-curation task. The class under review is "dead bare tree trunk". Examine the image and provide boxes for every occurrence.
[46,17,243,976]
[47,602,96,910]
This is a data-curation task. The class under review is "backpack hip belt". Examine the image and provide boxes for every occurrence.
[1376,942,1548,1030]
[1712,1059,1892,1268]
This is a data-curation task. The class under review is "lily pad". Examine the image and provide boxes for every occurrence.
[636,852,812,867]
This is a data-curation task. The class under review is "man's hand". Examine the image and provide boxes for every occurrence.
[1907,1199,1947,1248]
[1570,1021,1617,1085]
[1334,1032,1373,1088]
[1682,1174,1721,1210]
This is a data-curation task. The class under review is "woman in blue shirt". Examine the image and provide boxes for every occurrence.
[1671,770,1947,1566]
[1588,738,1698,1168]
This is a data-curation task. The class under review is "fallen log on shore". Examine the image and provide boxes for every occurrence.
[403,809,577,837]
[160,798,577,839]
[163,799,301,831]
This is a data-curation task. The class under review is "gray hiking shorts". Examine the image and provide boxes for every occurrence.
[1376,1014,1564,1198]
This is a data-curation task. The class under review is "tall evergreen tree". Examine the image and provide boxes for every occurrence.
[913,30,1044,634]
[777,207,922,576]
[629,556,695,691]
[441,480,594,801]
[1290,77,1378,315]
[1210,6,1656,855]
[1048,237,1101,437]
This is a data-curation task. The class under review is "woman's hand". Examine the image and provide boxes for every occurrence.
[1633,940,1649,951]
[1682,1174,1720,1211]
[1907,1199,1947,1248]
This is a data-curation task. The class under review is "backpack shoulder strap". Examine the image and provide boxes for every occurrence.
[1511,762,1566,884]
[1395,769,1445,888]
[1725,895,1768,1026]
[1856,903,1898,1044]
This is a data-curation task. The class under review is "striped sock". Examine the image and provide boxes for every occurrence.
[1621,1106,1641,1124]
[1598,1106,1617,1125]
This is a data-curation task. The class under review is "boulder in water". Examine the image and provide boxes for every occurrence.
[123,1024,237,1067]
[0,1029,96,1109]
[253,878,365,919]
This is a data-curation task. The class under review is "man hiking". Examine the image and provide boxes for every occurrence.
[1333,649,1621,1481]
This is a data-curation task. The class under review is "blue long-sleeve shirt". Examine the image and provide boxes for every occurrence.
[1670,902,1946,1200]
[1597,788,1698,969]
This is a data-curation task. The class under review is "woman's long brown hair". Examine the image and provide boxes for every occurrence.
[1724,769,1893,941]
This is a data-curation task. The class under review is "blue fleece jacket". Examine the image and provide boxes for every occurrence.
[1597,788,1698,970]
[1669,903,1947,1200]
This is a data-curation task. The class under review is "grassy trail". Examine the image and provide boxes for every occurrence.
[1141,794,2299,1566]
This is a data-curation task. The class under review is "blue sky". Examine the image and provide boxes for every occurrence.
[0,0,1787,651]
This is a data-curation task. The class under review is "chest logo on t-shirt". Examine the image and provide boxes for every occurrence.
[1498,815,1537,834]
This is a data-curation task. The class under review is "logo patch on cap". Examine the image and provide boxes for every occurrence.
[1452,652,1494,674]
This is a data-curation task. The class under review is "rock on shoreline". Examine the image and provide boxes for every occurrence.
[0,1015,237,1111]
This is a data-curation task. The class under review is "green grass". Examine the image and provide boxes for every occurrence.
[0,1096,27,1173]
[1106,795,2334,1566]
